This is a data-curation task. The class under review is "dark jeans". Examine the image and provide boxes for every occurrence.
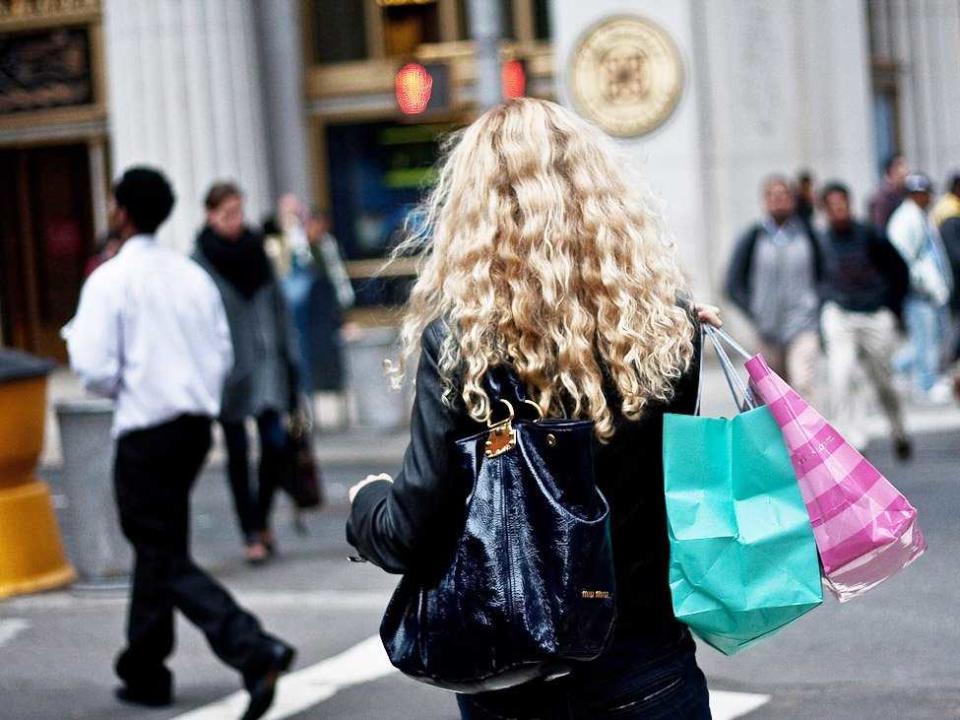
[114,414,273,693]
[457,631,711,720]
[221,410,286,539]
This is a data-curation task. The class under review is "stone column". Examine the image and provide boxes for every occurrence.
[888,0,960,185]
[102,0,271,252]
[554,1,715,300]
[553,0,875,307]
[254,0,312,205]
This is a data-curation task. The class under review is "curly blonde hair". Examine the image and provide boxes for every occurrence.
[389,98,694,440]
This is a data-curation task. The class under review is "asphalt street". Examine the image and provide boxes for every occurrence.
[1,427,958,720]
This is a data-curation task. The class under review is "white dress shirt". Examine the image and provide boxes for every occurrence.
[63,235,234,437]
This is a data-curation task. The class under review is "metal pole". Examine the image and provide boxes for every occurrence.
[467,0,503,110]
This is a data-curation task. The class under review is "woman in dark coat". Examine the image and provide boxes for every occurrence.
[346,99,721,719]
[194,182,298,564]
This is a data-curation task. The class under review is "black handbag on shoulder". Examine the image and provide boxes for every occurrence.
[380,369,617,693]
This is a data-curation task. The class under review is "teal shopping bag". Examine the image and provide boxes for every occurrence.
[663,328,822,656]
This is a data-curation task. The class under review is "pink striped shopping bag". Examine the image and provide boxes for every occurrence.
[741,349,926,602]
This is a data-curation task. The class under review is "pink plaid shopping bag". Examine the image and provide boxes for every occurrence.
[739,349,926,602]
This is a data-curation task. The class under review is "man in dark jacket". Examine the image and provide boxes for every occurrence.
[725,175,823,402]
[819,182,911,458]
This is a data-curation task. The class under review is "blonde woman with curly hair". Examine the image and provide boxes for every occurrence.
[347,98,718,719]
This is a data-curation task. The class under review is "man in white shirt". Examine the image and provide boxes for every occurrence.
[63,167,294,720]
[887,173,955,402]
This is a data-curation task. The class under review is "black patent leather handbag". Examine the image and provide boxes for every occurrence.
[380,369,617,693]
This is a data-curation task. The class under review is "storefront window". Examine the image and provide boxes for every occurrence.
[312,0,368,64]
[383,1,440,56]
[325,120,457,306]
[533,0,550,41]
[0,27,93,114]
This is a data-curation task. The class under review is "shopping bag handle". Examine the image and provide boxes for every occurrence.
[695,325,758,415]
[706,326,753,361]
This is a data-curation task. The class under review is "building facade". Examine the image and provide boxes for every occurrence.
[2,0,959,359]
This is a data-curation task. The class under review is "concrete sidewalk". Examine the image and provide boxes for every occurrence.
[40,362,960,471]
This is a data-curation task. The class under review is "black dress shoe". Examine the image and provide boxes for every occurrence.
[241,641,296,720]
[115,685,173,708]
[894,436,913,462]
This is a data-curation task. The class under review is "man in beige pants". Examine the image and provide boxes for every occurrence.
[819,182,912,458]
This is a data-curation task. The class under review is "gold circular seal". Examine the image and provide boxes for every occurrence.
[569,15,684,138]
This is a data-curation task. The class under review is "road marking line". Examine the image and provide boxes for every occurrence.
[171,634,395,720]
[0,618,30,648]
[710,689,772,719]
[170,631,771,720]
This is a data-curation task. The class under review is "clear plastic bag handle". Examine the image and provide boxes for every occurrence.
[695,325,758,415]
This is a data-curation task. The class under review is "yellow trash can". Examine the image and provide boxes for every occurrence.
[0,350,75,599]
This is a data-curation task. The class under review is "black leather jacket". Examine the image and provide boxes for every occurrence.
[347,317,702,638]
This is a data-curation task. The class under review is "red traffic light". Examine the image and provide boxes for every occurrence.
[395,63,434,115]
[502,59,526,100]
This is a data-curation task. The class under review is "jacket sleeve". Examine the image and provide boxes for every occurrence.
[940,217,960,277]
[346,324,473,575]
[724,228,755,318]
[272,280,301,406]
[886,208,919,264]
[204,278,235,389]
[872,229,910,317]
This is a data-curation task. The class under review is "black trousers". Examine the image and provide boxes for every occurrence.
[114,414,272,692]
[221,410,286,539]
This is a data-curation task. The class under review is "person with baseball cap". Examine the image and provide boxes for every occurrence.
[887,173,955,403]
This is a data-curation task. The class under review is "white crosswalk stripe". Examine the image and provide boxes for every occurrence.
[172,635,394,720]
[0,618,30,649]
[172,631,771,720]
[710,689,771,719]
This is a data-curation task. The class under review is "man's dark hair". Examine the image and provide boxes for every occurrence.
[820,181,850,205]
[946,172,960,195]
[797,170,813,186]
[883,153,904,176]
[113,167,175,234]
[204,181,242,211]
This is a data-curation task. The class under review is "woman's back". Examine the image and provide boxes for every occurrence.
[347,98,711,719]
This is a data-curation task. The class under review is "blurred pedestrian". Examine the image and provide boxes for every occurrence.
[347,98,720,720]
[725,175,824,402]
[868,153,908,230]
[269,195,315,388]
[303,207,355,394]
[83,230,122,277]
[63,167,294,720]
[194,182,299,564]
[931,171,960,362]
[887,173,954,403]
[795,169,816,226]
[819,182,911,458]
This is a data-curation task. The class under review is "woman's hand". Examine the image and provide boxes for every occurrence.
[349,473,393,504]
[695,303,723,328]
